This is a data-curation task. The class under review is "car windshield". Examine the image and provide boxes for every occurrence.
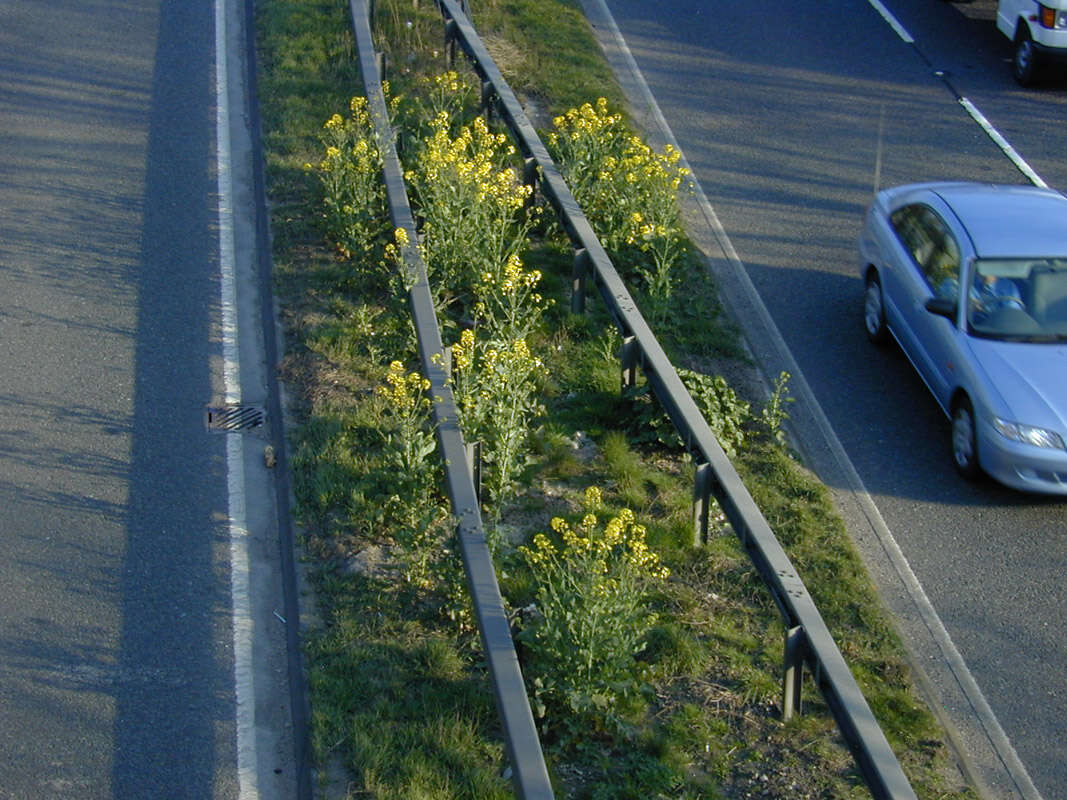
[967,258,1067,342]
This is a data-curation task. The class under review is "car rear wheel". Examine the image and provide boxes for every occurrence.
[1013,29,1039,86]
[864,272,888,344]
[952,397,982,480]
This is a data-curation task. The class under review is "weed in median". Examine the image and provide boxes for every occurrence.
[517,488,670,743]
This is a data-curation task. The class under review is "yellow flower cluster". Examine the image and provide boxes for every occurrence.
[476,253,542,300]
[471,337,542,377]
[549,97,690,287]
[551,97,622,143]
[376,360,431,414]
[315,98,378,171]
[521,501,670,582]
[413,114,527,211]
[619,138,688,191]
[427,70,464,95]
[451,328,475,371]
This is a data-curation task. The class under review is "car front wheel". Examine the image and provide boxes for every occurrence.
[864,272,888,344]
[1013,29,1039,86]
[952,397,982,480]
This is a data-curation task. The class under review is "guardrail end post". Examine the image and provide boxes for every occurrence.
[620,334,638,391]
[692,461,713,547]
[571,248,588,314]
[782,625,805,721]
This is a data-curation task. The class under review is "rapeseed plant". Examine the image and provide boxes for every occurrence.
[518,487,670,740]
[450,329,545,522]
[549,98,690,320]
[405,108,535,316]
[308,96,389,267]
[374,362,449,590]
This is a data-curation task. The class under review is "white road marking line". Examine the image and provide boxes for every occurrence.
[867,0,914,43]
[215,0,258,796]
[866,0,1048,189]
[959,97,1049,188]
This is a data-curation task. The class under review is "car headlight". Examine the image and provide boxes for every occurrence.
[1038,4,1067,29]
[993,417,1066,450]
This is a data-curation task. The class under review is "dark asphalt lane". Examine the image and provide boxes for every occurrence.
[598,0,1066,797]
[0,0,238,796]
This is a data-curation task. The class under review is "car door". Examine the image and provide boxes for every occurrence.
[884,202,964,408]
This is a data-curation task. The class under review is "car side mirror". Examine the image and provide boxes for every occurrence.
[925,296,956,319]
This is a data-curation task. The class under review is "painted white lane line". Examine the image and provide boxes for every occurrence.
[867,0,914,43]
[215,0,258,796]
[866,0,1048,189]
[959,97,1049,188]
[581,1,1044,798]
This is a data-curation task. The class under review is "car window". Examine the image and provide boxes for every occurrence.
[968,258,1067,341]
[890,204,961,298]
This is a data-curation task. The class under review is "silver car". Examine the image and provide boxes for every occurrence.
[859,182,1067,494]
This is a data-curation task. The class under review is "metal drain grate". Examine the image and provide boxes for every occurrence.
[205,403,265,433]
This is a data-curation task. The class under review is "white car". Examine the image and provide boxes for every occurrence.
[859,182,1067,494]
[995,0,1067,84]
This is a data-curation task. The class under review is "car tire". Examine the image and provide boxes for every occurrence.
[952,397,982,481]
[1013,29,1040,86]
[864,272,889,344]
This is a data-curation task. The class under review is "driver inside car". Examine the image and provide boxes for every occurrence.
[971,270,1024,318]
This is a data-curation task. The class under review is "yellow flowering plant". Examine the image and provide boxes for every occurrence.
[548,99,691,321]
[374,359,435,473]
[373,361,452,591]
[517,488,670,738]
[308,97,389,267]
[404,105,536,316]
[450,330,545,522]
[472,252,552,341]
[393,70,479,147]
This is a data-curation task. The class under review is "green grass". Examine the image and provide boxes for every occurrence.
[255,0,978,797]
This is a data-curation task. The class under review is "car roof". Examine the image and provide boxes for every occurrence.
[884,182,1067,259]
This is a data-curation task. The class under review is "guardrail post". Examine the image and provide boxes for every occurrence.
[620,334,639,390]
[692,460,713,547]
[444,19,457,67]
[571,248,588,314]
[481,79,495,123]
[523,156,539,209]
[782,625,805,721]
[466,440,482,505]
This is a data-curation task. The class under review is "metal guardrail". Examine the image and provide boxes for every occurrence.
[432,1,919,798]
[348,2,555,798]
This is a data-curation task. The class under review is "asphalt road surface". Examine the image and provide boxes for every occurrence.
[0,0,298,797]
[586,0,1066,797]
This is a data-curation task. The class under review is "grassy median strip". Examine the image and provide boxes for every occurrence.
[255,0,978,797]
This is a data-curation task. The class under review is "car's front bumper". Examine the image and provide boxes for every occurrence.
[1033,40,1067,67]
[978,423,1067,495]
[1032,27,1067,66]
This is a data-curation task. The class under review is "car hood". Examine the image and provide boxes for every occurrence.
[967,338,1067,431]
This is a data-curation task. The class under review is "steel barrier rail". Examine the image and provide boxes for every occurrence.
[434,1,918,797]
[348,2,555,798]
